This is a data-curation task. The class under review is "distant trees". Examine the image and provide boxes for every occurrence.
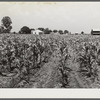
[0,16,12,33]
[64,30,69,34]
[19,27,52,34]
[19,26,31,34]
[59,30,63,34]
[53,30,58,33]
[53,29,70,35]
[81,31,84,34]
[38,27,45,31]
[12,32,17,34]
[44,28,51,34]
[49,30,52,33]
[0,16,72,35]
[37,28,52,34]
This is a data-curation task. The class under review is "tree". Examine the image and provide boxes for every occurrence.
[30,28,35,31]
[53,30,58,33]
[0,25,4,33]
[12,32,17,34]
[59,30,63,34]
[81,31,84,34]
[38,28,44,31]
[64,30,69,34]
[20,26,31,34]
[44,28,51,34]
[91,29,93,35]
[1,16,12,33]
[49,30,52,33]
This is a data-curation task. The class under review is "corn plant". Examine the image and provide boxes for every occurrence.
[0,35,54,87]
[58,40,71,87]
[77,42,99,81]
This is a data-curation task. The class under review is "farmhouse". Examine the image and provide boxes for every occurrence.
[91,29,100,35]
[31,29,44,35]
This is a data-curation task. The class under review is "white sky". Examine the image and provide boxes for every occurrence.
[0,2,100,33]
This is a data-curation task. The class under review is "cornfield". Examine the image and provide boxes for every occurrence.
[0,34,100,88]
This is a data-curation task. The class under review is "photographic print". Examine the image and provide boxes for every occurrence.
[0,2,100,88]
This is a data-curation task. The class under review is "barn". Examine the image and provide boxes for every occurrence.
[91,29,100,35]
[31,29,44,35]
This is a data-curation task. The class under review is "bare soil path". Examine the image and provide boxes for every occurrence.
[68,46,90,88]
[29,44,90,88]
[30,50,61,88]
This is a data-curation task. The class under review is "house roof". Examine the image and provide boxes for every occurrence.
[92,29,100,31]
[35,30,43,32]
[32,30,43,32]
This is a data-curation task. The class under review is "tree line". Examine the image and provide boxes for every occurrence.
[0,16,70,34]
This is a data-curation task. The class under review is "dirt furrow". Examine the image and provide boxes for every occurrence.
[29,51,61,88]
[68,46,90,88]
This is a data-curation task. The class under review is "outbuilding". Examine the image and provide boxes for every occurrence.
[91,29,100,35]
[31,29,44,35]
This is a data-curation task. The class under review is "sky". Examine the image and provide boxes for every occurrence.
[0,2,100,33]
